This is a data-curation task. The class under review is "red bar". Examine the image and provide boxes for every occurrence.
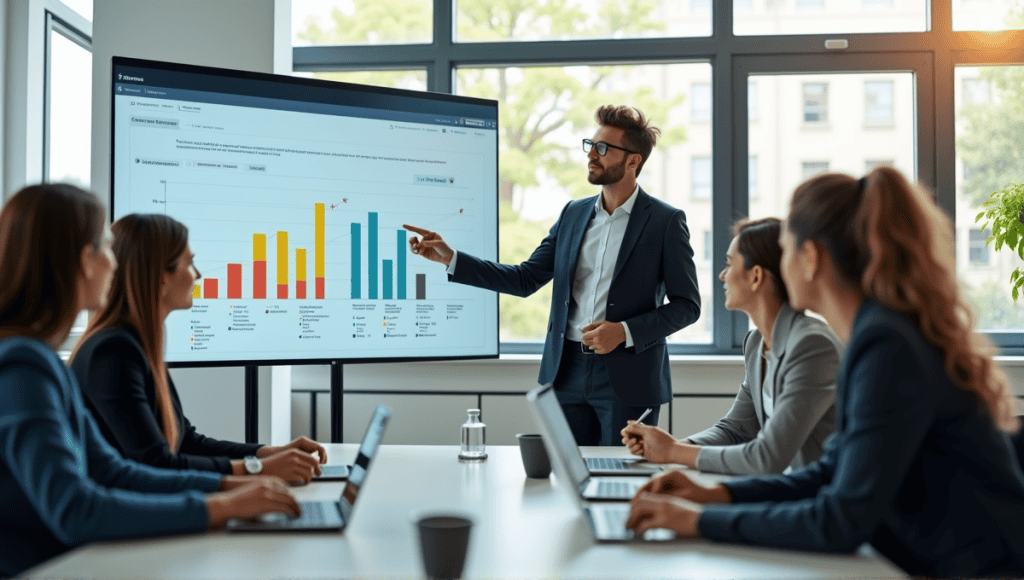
[227,264,242,299]
[277,284,288,299]
[316,277,325,299]
[204,278,218,299]
[296,280,307,299]
[253,261,266,299]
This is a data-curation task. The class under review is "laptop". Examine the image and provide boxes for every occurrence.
[525,384,651,501]
[526,385,675,542]
[226,405,389,532]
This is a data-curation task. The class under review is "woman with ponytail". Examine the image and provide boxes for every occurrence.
[625,167,1024,578]
[71,214,326,484]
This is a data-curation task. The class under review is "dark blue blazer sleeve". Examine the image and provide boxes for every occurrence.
[449,202,565,297]
[0,358,218,549]
[699,332,936,552]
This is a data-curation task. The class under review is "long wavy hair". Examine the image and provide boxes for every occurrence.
[72,214,189,452]
[787,166,1018,432]
[0,184,105,346]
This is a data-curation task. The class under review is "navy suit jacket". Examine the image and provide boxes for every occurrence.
[451,187,700,406]
[699,300,1024,578]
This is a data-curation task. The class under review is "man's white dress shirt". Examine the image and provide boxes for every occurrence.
[447,185,638,348]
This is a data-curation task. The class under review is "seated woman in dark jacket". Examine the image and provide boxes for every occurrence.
[0,185,298,578]
[71,214,325,483]
[626,166,1024,578]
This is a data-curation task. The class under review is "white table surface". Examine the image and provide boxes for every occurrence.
[23,445,907,580]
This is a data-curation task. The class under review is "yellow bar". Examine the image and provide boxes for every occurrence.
[277,232,288,285]
[192,284,201,298]
[315,203,325,278]
[296,249,307,282]
[253,233,266,261]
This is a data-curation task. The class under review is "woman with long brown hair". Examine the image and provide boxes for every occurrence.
[0,185,298,578]
[625,167,1024,577]
[621,218,841,475]
[71,213,326,483]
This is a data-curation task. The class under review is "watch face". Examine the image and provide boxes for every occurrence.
[245,456,261,474]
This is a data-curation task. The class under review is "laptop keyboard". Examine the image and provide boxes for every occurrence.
[596,481,637,498]
[596,504,632,537]
[587,457,626,470]
[293,501,329,526]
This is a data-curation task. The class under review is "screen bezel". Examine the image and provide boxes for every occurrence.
[110,56,500,368]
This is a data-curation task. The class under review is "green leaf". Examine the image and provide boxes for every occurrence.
[976,211,986,222]
[1013,285,1019,302]
[1007,227,1019,251]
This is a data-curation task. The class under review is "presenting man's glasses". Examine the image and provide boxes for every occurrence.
[582,139,638,156]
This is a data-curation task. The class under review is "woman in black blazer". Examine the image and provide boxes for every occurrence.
[71,214,326,483]
[626,166,1024,578]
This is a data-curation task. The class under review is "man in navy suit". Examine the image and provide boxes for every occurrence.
[405,105,700,445]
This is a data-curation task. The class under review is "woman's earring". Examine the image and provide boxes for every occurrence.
[804,271,813,282]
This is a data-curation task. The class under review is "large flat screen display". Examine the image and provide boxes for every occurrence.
[111,57,499,366]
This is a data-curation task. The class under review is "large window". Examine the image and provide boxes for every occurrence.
[452,62,714,344]
[45,17,92,187]
[956,64,1024,333]
[292,1,1024,354]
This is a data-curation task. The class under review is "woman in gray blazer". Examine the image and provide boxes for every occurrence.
[622,217,841,475]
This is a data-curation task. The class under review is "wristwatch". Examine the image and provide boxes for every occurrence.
[243,455,262,474]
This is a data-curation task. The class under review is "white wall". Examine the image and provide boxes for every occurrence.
[90,0,292,443]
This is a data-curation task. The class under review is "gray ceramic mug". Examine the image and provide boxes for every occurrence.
[516,433,552,478]
[415,514,473,580]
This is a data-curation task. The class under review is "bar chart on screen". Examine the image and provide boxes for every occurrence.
[136,175,493,363]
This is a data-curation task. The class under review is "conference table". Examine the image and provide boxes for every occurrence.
[23,445,907,579]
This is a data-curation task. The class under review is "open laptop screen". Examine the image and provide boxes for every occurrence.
[530,385,591,487]
[339,405,389,520]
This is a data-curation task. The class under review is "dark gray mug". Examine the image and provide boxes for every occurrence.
[516,433,552,478]
[415,514,473,580]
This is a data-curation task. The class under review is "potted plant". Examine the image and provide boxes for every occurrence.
[975,182,1024,300]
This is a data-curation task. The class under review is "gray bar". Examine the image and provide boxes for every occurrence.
[130,115,179,129]
[416,274,426,300]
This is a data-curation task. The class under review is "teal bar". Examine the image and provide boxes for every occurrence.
[383,260,393,300]
[397,230,407,299]
[351,223,361,299]
[368,212,378,299]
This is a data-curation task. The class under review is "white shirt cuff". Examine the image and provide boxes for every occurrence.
[621,321,634,348]
[445,250,459,275]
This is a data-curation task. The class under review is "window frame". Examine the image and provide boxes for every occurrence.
[293,1,1024,355]
[43,10,92,183]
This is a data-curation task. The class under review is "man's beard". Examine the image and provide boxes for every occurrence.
[587,156,628,185]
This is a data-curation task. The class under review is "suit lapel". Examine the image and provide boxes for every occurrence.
[612,188,651,281]
[763,305,796,421]
[566,199,597,283]
[750,333,765,424]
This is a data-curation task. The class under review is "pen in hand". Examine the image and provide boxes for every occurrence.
[628,408,653,443]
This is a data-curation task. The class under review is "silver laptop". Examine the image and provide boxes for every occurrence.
[526,385,674,542]
[226,405,389,532]
[525,384,650,501]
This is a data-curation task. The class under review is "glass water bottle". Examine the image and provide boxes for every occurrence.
[459,409,487,461]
